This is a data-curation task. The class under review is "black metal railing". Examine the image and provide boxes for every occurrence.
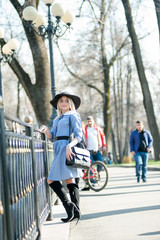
[0,109,55,240]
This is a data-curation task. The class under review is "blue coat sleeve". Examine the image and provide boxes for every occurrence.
[49,118,58,141]
[70,113,82,142]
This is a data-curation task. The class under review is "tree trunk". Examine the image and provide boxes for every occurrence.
[100,0,111,140]
[8,0,52,126]
[121,0,160,160]
[117,59,123,162]
[123,64,131,156]
[111,124,118,164]
[113,62,123,163]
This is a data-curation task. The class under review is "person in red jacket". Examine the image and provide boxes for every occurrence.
[82,116,107,191]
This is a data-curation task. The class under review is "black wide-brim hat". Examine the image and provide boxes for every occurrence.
[50,92,81,110]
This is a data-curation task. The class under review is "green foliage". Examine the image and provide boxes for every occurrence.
[148,160,160,166]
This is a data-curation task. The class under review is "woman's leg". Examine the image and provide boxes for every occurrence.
[48,179,75,222]
[65,178,75,184]
[47,179,53,184]
[75,177,80,186]
[66,179,81,223]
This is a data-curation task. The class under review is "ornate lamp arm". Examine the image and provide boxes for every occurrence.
[22,2,74,126]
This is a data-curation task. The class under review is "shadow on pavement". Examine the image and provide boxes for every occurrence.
[107,183,160,190]
[80,188,160,198]
[139,231,160,236]
[81,205,160,220]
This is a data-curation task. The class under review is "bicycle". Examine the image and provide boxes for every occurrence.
[82,161,109,192]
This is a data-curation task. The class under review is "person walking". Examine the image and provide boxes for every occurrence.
[41,92,82,223]
[82,115,107,191]
[129,120,153,183]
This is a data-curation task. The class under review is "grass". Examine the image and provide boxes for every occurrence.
[148,160,160,166]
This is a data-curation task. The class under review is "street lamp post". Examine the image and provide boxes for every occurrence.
[23,0,74,127]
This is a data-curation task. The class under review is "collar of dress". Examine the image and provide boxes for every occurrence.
[63,110,75,116]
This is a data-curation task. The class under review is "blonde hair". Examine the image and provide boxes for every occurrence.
[57,96,76,118]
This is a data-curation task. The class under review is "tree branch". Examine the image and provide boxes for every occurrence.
[9,0,23,17]
[88,0,101,23]
[55,40,103,96]
[76,0,86,17]
[108,35,129,68]
[9,58,34,92]
[104,0,113,20]
[0,38,33,92]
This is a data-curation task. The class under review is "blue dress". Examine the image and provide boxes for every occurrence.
[48,111,83,181]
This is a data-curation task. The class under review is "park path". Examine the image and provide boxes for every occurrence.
[69,167,160,240]
[42,167,160,240]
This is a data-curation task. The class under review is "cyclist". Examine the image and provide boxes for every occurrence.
[81,116,107,191]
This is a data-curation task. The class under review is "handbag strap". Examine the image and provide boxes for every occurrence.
[68,115,74,141]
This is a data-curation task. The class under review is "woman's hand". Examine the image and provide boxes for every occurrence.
[40,125,48,133]
[66,138,78,160]
[66,144,75,161]
[40,125,52,139]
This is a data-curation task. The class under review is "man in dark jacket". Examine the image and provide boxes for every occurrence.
[129,121,153,183]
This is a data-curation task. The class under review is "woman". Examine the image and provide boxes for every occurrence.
[41,92,82,223]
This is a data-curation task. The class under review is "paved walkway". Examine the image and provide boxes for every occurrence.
[41,167,160,240]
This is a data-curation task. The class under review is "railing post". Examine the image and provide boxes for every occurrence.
[43,134,53,221]
[26,126,41,240]
[0,105,13,240]
[1,110,54,240]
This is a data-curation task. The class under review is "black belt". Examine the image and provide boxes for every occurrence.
[53,136,69,142]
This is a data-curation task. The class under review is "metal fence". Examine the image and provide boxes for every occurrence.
[0,108,55,240]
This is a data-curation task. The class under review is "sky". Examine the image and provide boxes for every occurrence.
[0,0,159,92]
[1,0,159,63]
[137,0,159,65]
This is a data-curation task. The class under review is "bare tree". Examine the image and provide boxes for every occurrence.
[57,0,128,140]
[0,0,53,126]
[121,0,160,160]
[123,63,131,157]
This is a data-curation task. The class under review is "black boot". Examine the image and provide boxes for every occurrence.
[75,177,80,185]
[49,181,75,222]
[67,183,81,224]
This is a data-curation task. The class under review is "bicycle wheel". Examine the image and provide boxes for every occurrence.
[86,161,108,192]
